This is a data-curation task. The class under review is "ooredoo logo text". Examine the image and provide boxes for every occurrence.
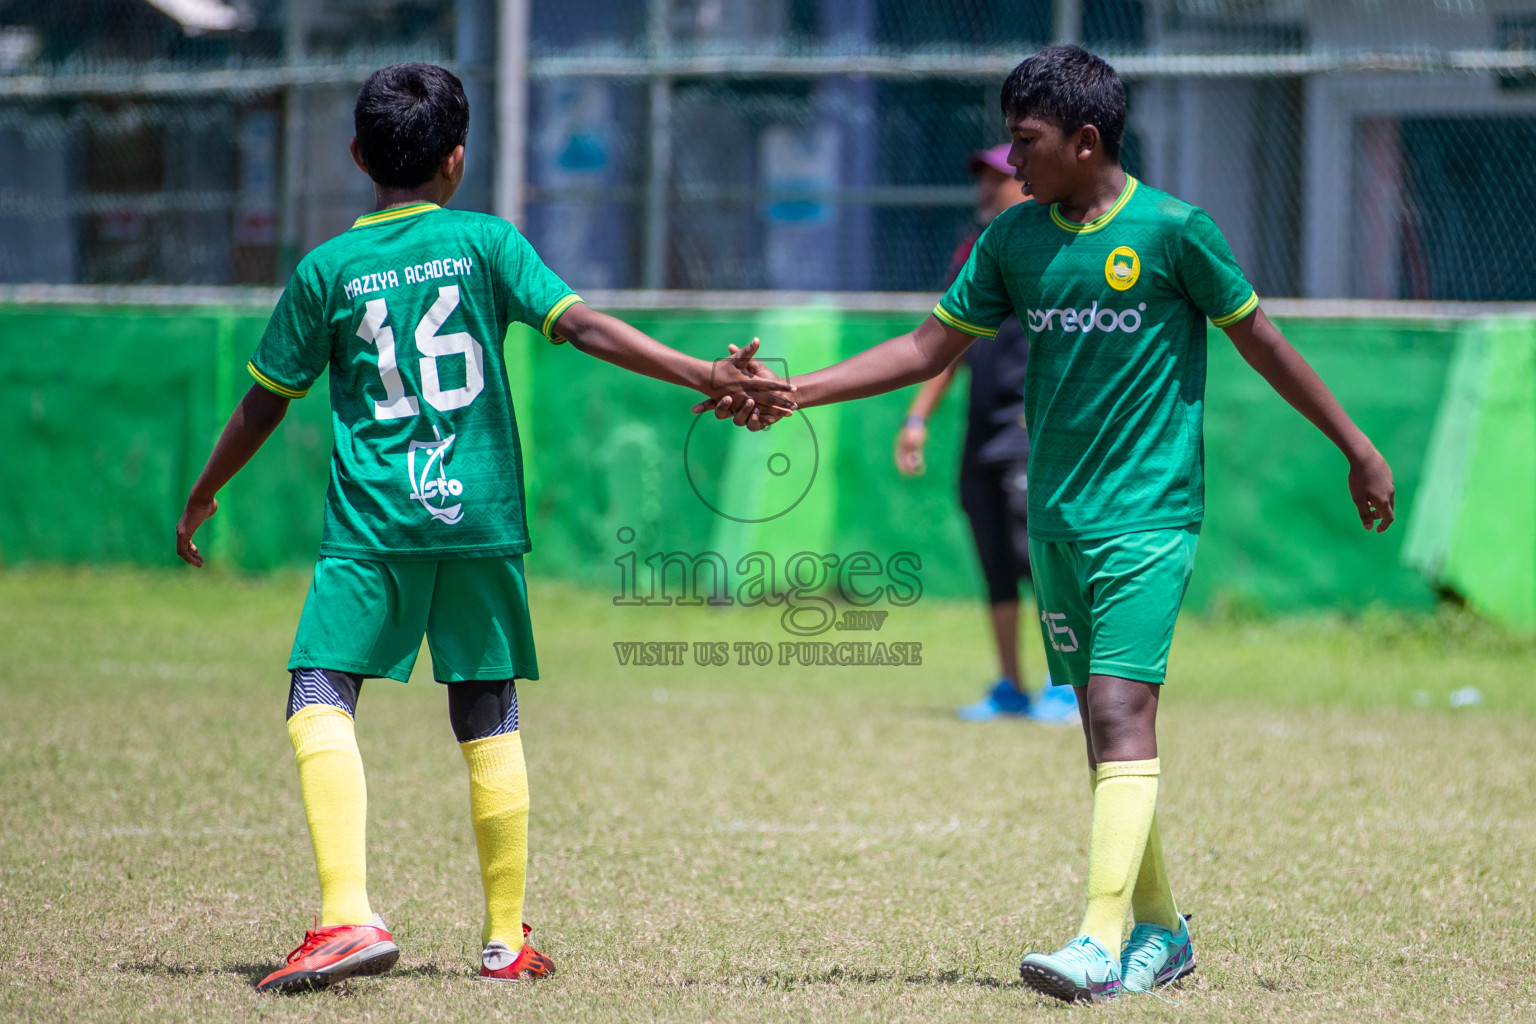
[1025,300,1148,335]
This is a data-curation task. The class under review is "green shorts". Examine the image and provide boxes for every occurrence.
[289,556,539,683]
[1028,524,1200,688]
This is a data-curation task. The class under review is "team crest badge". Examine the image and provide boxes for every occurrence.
[1105,246,1140,291]
[407,426,466,524]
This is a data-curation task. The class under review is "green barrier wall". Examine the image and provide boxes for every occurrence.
[1404,318,1536,626]
[0,301,1469,613]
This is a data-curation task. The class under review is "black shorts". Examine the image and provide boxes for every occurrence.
[958,458,1031,605]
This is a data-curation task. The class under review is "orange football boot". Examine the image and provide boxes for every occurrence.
[479,923,556,982]
[256,915,399,994]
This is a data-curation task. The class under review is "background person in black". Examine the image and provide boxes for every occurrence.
[895,144,1077,724]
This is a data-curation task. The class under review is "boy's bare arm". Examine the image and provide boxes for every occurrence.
[905,358,961,420]
[1224,307,1395,532]
[788,315,973,408]
[699,316,974,429]
[555,302,793,407]
[175,384,290,567]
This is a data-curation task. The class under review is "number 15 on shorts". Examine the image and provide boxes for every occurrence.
[1040,610,1080,654]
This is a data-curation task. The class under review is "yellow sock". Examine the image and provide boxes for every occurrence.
[287,705,373,926]
[1079,758,1159,952]
[461,731,530,947]
[1090,763,1179,930]
[1131,813,1182,931]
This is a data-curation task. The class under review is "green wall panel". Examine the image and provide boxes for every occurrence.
[1,301,1464,616]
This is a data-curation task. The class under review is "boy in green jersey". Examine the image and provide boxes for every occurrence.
[175,63,784,994]
[705,45,1396,1002]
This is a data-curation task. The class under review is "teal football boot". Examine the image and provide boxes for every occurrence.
[1120,917,1195,993]
[1019,934,1123,1003]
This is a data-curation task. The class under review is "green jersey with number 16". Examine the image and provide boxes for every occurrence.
[248,202,581,560]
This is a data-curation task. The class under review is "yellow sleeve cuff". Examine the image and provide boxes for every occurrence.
[540,293,583,343]
[932,303,1000,339]
[248,362,309,399]
[1210,291,1259,328]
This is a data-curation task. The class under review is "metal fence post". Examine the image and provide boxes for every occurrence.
[1054,0,1082,45]
[643,0,672,290]
[279,0,309,276]
[496,0,532,226]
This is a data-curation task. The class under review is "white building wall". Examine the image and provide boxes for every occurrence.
[298,85,376,255]
[1310,0,1501,51]
[0,121,75,283]
[1304,73,1536,297]
[1141,0,1536,298]
[1299,0,1536,296]
[1131,79,1279,293]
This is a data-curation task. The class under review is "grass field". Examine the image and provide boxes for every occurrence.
[3,568,1536,1023]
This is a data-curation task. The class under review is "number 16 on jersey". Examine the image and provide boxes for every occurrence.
[356,285,485,420]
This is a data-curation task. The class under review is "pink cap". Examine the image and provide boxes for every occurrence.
[966,143,1013,176]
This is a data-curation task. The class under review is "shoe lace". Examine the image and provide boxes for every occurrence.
[287,931,327,964]
[286,917,339,964]
[1120,924,1185,1007]
[1051,936,1114,972]
[1121,927,1165,976]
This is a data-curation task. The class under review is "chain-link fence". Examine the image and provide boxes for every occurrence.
[7,0,1536,299]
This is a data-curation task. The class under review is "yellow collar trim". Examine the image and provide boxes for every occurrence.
[1049,177,1137,235]
[353,203,440,228]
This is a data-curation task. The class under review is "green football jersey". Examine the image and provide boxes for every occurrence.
[936,176,1256,541]
[249,202,581,560]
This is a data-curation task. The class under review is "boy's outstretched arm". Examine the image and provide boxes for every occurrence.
[175,384,290,567]
[554,302,793,409]
[1224,308,1395,532]
[697,315,973,426]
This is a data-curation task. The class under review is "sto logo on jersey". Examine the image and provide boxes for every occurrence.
[407,426,467,524]
[1105,246,1140,291]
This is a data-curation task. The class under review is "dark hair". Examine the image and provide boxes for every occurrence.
[1000,45,1126,161]
[354,63,470,188]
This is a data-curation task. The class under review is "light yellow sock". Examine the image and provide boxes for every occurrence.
[287,705,373,926]
[1079,758,1160,952]
[1131,813,1182,931]
[461,731,530,946]
[1092,763,1179,930]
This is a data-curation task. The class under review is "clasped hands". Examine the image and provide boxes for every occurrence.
[693,337,797,431]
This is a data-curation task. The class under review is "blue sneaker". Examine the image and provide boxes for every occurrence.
[957,678,1032,721]
[1019,934,1123,1003]
[1027,678,1080,725]
[1120,918,1195,993]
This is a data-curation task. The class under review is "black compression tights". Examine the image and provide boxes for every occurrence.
[286,669,519,742]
